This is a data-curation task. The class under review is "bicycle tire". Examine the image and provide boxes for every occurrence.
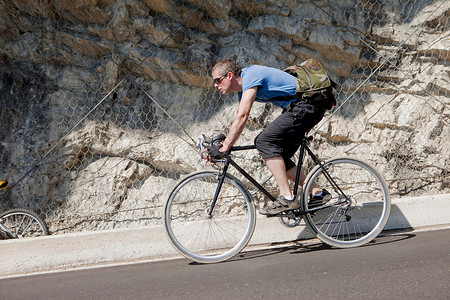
[302,158,390,248]
[0,209,48,238]
[164,171,256,263]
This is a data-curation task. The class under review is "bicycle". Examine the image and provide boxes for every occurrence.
[0,180,48,239]
[164,135,391,263]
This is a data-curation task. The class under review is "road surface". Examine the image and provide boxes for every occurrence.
[1,228,449,299]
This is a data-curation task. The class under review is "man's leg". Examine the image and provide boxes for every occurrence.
[264,157,292,197]
[264,158,321,197]
[256,103,325,204]
[286,165,321,195]
[259,156,299,215]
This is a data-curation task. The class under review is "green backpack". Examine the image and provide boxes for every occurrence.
[283,58,337,110]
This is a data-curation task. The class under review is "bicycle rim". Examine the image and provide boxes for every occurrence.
[0,209,48,238]
[164,172,256,263]
[303,158,390,248]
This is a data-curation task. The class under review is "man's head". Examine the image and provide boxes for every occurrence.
[212,59,242,94]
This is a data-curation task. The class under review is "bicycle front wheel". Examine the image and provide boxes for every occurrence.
[164,171,256,263]
[0,209,48,238]
[303,158,390,248]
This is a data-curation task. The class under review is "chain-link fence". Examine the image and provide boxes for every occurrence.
[0,0,448,234]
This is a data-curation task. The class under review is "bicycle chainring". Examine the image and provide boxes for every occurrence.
[278,213,302,228]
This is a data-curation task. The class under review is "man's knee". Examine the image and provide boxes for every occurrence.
[254,131,269,151]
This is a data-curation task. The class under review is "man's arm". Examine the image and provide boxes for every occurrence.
[220,87,257,152]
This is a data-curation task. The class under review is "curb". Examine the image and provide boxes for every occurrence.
[0,194,448,278]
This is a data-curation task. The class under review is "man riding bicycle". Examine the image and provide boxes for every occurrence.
[204,59,330,215]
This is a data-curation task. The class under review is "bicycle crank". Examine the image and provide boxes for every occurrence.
[278,214,302,228]
[266,212,302,227]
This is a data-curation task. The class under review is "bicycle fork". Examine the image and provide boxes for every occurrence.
[206,161,231,218]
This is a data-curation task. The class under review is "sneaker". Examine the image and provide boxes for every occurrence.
[259,195,299,215]
[308,189,331,209]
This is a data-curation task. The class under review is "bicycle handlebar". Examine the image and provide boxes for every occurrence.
[197,134,226,158]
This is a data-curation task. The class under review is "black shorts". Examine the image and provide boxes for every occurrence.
[254,103,324,171]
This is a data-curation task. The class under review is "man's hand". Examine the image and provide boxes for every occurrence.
[207,144,227,160]
[200,144,228,165]
[202,145,228,165]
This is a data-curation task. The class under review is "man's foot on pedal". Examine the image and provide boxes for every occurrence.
[308,189,331,209]
[259,195,299,215]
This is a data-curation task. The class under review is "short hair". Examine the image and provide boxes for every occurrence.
[213,59,241,77]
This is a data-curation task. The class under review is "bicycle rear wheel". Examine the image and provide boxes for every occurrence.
[0,209,48,238]
[303,158,390,248]
[165,171,256,263]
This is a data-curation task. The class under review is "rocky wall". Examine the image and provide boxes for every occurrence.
[0,0,448,232]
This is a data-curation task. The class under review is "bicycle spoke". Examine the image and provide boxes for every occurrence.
[165,172,255,263]
[304,158,390,248]
[0,210,48,238]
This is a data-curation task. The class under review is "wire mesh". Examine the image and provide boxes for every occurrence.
[0,0,448,234]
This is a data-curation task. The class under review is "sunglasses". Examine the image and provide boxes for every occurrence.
[213,74,225,84]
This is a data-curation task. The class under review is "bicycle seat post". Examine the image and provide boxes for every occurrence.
[293,137,308,197]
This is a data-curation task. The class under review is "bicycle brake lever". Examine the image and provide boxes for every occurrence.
[198,134,227,160]
[197,135,206,158]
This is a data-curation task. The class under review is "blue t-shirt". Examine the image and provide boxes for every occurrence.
[238,65,297,109]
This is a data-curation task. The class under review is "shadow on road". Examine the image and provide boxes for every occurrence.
[188,231,416,265]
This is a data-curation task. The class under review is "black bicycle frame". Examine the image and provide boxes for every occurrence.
[207,136,345,217]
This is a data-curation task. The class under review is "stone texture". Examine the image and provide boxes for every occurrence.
[0,0,448,232]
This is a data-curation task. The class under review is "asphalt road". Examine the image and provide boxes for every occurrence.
[1,228,449,300]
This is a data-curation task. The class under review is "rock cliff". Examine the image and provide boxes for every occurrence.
[0,0,448,232]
